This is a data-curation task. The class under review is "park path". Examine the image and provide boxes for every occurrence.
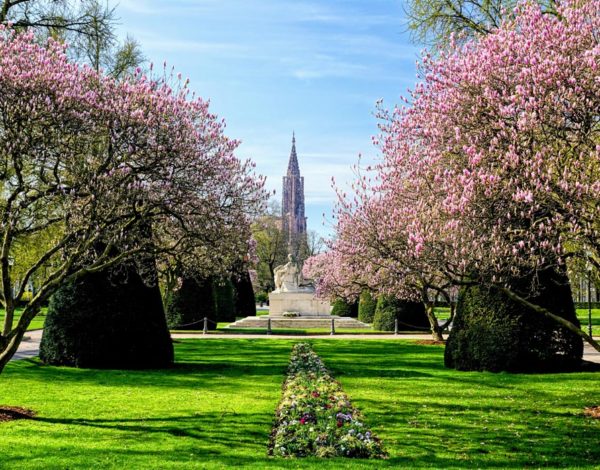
[12,329,44,361]
[12,329,600,364]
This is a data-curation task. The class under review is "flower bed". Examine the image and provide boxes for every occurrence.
[269,343,387,459]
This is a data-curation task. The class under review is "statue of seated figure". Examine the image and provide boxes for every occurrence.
[273,254,314,293]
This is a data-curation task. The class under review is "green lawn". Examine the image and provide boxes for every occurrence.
[0,339,598,468]
[577,308,600,336]
[0,308,47,331]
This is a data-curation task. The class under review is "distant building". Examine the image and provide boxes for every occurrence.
[282,133,307,257]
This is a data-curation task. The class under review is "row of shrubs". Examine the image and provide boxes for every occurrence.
[165,275,255,330]
[330,292,430,332]
[269,343,387,459]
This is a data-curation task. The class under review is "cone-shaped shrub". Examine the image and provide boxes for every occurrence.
[40,263,173,369]
[214,278,236,323]
[330,298,357,317]
[233,270,256,318]
[372,296,429,331]
[358,290,377,323]
[445,268,583,372]
[166,277,217,330]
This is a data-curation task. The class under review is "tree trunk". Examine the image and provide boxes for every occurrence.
[425,302,444,341]
[2,302,14,336]
[0,324,27,373]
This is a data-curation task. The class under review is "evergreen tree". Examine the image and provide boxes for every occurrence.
[40,263,173,369]
[214,278,236,323]
[372,296,429,332]
[445,269,583,372]
[233,270,257,318]
[358,290,377,323]
[331,299,358,317]
[166,277,217,330]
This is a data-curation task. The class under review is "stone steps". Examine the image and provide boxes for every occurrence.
[227,316,371,329]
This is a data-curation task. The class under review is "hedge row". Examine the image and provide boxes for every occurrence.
[330,299,358,317]
[166,274,255,330]
[269,343,386,459]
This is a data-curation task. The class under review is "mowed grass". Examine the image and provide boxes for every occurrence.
[577,308,600,336]
[0,308,47,331]
[1,339,599,468]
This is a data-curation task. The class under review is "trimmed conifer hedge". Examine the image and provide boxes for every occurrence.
[233,270,256,318]
[444,268,584,372]
[372,296,429,331]
[214,278,236,323]
[358,291,377,323]
[40,263,173,369]
[331,299,357,317]
[166,276,217,330]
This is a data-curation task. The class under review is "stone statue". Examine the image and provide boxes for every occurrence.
[273,254,313,293]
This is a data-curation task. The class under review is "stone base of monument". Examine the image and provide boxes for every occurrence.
[227,291,370,329]
[268,291,331,316]
[226,315,370,329]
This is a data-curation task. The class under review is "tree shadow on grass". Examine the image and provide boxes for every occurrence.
[35,412,270,444]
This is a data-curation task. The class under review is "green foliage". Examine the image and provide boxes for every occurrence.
[330,298,357,317]
[39,264,173,369]
[214,278,235,323]
[255,291,268,304]
[358,290,377,323]
[233,270,256,318]
[372,296,429,332]
[252,207,287,293]
[166,277,217,330]
[445,269,584,372]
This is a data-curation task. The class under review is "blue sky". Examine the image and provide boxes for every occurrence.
[115,0,420,237]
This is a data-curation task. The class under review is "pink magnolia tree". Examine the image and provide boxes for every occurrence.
[0,27,266,371]
[308,0,600,349]
[304,190,455,339]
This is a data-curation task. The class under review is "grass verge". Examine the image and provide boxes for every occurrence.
[0,339,598,468]
[0,308,47,331]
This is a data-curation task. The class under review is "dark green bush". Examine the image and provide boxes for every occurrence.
[40,264,173,369]
[350,301,359,318]
[166,276,217,330]
[358,290,377,323]
[233,270,256,318]
[372,296,429,331]
[214,278,236,323]
[445,268,584,372]
[331,298,357,317]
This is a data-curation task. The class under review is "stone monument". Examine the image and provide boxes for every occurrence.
[226,254,370,329]
[269,254,331,316]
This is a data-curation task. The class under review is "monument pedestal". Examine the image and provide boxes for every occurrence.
[268,291,331,317]
[227,255,370,329]
[227,291,370,329]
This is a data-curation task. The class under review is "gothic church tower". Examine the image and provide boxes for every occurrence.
[282,133,307,257]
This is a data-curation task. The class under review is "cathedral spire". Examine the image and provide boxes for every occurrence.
[287,132,300,176]
[282,132,307,258]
